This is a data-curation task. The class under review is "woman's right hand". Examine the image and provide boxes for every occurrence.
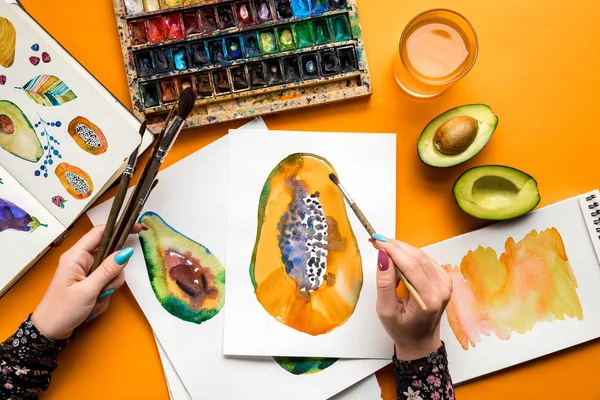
[372,237,452,360]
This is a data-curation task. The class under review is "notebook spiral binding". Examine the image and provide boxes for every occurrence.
[586,194,600,239]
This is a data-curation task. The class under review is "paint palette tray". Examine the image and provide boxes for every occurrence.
[113,0,372,133]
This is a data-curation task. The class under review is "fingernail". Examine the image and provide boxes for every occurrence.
[141,224,149,231]
[85,313,98,322]
[378,249,389,271]
[114,247,134,265]
[368,238,374,243]
[372,233,388,243]
[98,289,115,300]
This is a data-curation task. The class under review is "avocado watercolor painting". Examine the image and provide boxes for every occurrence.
[0,100,43,163]
[138,212,225,324]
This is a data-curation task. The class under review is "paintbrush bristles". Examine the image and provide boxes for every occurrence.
[177,88,196,120]
[329,173,340,185]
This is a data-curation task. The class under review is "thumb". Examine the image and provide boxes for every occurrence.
[376,249,400,319]
[84,247,134,294]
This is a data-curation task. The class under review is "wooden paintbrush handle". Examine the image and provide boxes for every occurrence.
[90,174,132,274]
[394,263,428,311]
[350,203,376,236]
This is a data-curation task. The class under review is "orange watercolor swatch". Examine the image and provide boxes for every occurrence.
[444,228,583,350]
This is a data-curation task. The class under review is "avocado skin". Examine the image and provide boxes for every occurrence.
[418,104,499,168]
[273,357,338,375]
[139,212,225,324]
[453,165,541,221]
[0,100,43,163]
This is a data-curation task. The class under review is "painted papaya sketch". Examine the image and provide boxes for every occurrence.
[139,212,225,324]
[68,117,108,155]
[54,163,94,200]
[0,198,47,233]
[250,153,363,336]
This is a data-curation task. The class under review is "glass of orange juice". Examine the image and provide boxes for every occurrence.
[393,9,478,98]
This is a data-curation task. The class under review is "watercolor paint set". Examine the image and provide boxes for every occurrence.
[113,0,372,133]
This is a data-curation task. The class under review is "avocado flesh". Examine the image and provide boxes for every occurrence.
[418,104,498,168]
[453,165,540,220]
[0,100,43,163]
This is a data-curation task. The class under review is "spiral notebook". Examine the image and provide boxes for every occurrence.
[0,0,152,296]
[424,190,600,383]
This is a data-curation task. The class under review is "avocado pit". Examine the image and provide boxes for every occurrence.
[0,114,14,135]
[165,248,218,306]
[434,116,478,155]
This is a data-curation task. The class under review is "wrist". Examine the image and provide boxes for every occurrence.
[394,336,442,361]
[31,309,73,341]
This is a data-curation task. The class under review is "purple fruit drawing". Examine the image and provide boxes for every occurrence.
[0,198,47,233]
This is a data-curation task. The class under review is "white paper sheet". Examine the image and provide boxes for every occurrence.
[223,129,396,359]
[155,334,383,400]
[155,334,192,400]
[0,3,140,225]
[424,193,600,383]
[87,119,390,400]
[0,165,64,293]
[331,374,383,400]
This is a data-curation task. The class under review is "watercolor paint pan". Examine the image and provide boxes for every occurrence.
[115,0,371,132]
[230,66,251,91]
[132,13,349,75]
[212,69,233,93]
[253,0,275,22]
[195,72,214,97]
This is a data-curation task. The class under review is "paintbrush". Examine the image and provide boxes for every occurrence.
[111,87,196,251]
[328,173,428,311]
[89,120,146,275]
[100,103,178,263]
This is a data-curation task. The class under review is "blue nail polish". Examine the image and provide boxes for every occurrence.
[372,233,388,242]
[85,313,98,322]
[98,289,115,300]
[114,247,134,265]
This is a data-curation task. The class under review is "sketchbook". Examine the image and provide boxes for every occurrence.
[423,191,600,383]
[0,1,150,296]
[87,118,391,400]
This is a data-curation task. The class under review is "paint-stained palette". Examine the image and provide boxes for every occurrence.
[113,0,372,133]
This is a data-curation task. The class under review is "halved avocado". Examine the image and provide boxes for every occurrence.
[418,104,498,168]
[0,100,43,163]
[453,165,540,220]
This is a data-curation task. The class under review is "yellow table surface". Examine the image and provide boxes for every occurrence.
[2,0,600,398]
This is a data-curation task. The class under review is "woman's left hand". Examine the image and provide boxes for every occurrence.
[31,224,143,340]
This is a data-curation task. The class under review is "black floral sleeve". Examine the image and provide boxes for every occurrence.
[394,342,455,400]
[0,315,68,399]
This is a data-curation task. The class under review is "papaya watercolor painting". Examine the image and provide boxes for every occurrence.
[139,212,225,324]
[250,153,363,336]
[67,116,108,155]
[444,228,583,350]
[273,356,338,375]
[54,163,94,200]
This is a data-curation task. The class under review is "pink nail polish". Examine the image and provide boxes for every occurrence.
[368,238,374,243]
[141,224,149,231]
[378,249,389,271]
